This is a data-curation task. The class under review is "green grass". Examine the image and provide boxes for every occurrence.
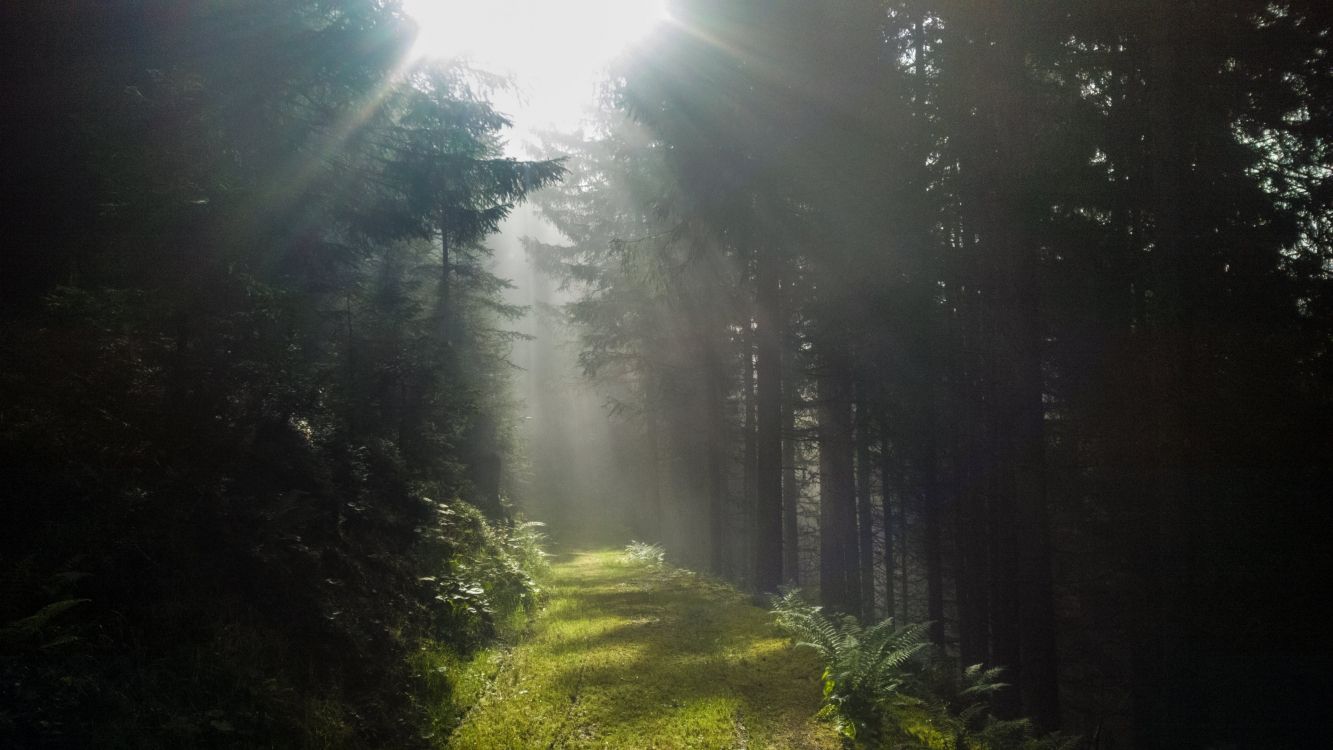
[445,550,840,749]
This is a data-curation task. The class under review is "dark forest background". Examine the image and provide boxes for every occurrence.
[2,1,1331,748]
[2,2,560,746]
[527,1,1333,748]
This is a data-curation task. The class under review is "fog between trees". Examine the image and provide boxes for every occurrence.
[1,1,1329,748]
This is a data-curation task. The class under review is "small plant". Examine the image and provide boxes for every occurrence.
[622,541,666,567]
[771,591,1078,750]
[508,521,551,580]
[772,590,931,745]
[926,664,1082,750]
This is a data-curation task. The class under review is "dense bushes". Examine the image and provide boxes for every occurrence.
[0,1,558,746]
[0,304,549,745]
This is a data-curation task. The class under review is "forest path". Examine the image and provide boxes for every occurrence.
[446,550,840,749]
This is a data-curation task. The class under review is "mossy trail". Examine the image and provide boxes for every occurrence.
[446,551,841,749]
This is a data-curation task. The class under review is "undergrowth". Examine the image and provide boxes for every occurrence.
[621,540,667,567]
[772,591,1078,750]
[0,488,549,748]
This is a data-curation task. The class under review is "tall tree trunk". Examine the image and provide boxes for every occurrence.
[703,337,729,578]
[644,398,663,541]
[741,312,758,583]
[439,211,451,343]
[878,428,895,621]
[921,410,945,645]
[954,379,991,668]
[989,454,1021,719]
[781,358,801,585]
[1134,3,1193,745]
[899,454,910,622]
[818,355,859,614]
[962,2,1061,728]
[855,391,876,620]
[755,253,785,592]
[1012,250,1060,730]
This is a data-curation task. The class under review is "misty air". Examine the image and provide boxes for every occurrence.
[1,2,1329,748]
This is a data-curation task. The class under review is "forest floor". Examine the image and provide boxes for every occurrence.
[445,550,841,749]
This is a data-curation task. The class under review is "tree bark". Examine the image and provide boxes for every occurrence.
[1133,3,1193,745]
[817,354,859,614]
[781,336,801,584]
[878,428,895,622]
[921,410,945,645]
[755,252,785,592]
[963,2,1061,728]
[439,210,452,343]
[855,391,876,620]
[644,397,663,541]
[703,336,729,578]
[741,310,757,583]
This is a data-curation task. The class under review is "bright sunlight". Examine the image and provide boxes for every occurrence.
[402,0,665,130]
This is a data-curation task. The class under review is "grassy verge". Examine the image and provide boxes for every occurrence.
[445,550,840,749]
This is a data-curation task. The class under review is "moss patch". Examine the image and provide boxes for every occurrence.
[446,551,839,749]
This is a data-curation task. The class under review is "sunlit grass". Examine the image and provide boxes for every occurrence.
[444,550,839,749]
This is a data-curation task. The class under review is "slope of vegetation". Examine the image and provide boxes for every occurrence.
[446,550,841,749]
[0,2,558,746]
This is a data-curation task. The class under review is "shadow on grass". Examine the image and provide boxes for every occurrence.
[535,555,829,744]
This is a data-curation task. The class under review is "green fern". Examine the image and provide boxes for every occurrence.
[916,661,1081,750]
[771,593,1079,750]
[772,590,930,745]
[622,541,666,567]
[0,599,89,646]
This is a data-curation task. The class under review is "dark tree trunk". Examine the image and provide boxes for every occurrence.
[742,311,758,581]
[1133,4,1193,745]
[956,3,1061,728]
[921,415,945,645]
[644,399,663,541]
[703,338,729,578]
[1012,257,1060,730]
[878,428,895,622]
[855,392,876,620]
[781,369,801,585]
[439,213,451,343]
[955,259,993,669]
[997,52,1062,744]
[818,355,859,614]
[754,253,785,593]
[899,462,910,622]
[989,459,1021,718]
[954,391,991,668]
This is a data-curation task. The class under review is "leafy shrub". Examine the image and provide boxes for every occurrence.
[415,501,549,649]
[408,517,547,745]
